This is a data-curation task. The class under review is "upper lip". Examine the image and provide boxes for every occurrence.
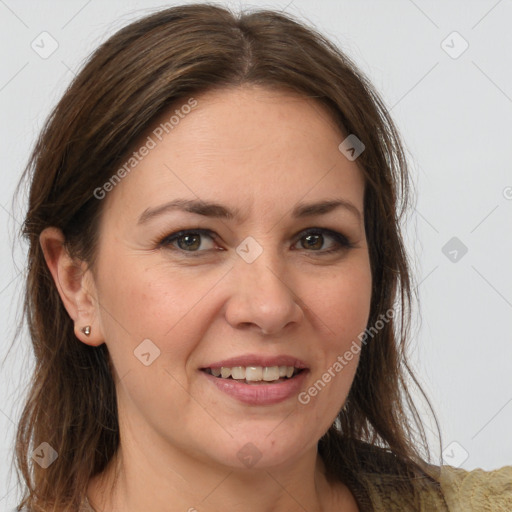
[201,354,309,370]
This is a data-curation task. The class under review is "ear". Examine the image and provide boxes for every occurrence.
[39,227,104,346]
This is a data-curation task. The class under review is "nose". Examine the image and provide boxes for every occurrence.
[224,251,304,336]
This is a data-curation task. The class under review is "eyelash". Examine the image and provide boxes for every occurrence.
[156,228,355,256]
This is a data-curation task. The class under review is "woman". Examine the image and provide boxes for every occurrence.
[13,3,511,511]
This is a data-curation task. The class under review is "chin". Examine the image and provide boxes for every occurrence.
[200,431,316,471]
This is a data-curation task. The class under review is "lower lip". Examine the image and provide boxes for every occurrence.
[200,370,309,405]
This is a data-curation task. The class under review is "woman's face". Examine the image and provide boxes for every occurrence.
[89,85,372,471]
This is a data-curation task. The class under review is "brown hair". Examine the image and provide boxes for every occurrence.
[11,3,441,510]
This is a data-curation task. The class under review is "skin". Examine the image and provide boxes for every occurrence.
[40,85,372,512]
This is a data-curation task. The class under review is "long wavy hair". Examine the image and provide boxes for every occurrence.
[11,3,441,511]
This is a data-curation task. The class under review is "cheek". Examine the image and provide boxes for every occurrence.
[310,259,372,345]
[299,264,371,428]
[94,255,216,425]
[303,258,371,406]
[95,251,220,374]
[98,250,213,331]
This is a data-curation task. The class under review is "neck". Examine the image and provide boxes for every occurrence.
[87,442,355,512]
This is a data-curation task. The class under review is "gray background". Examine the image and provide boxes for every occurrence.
[1,0,511,508]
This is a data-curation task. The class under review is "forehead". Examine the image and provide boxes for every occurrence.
[100,85,365,226]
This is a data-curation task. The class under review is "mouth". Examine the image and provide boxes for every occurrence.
[200,356,309,405]
[201,365,305,385]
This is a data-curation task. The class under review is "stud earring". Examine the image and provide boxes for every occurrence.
[81,325,91,336]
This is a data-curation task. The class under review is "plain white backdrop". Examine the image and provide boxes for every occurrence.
[1,0,511,508]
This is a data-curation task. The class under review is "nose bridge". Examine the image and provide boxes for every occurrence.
[236,237,291,297]
[225,235,303,333]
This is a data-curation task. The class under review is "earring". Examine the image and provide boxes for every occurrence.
[81,325,91,336]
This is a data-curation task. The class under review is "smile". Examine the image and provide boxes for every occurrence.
[202,365,303,384]
[200,366,308,405]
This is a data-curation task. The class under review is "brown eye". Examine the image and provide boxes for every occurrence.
[176,233,201,250]
[301,233,324,250]
[160,229,216,252]
[294,228,354,254]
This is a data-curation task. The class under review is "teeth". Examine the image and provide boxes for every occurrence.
[263,366,280,381]
[206,365,299,382]
[231,366,245,379]
[246,366,263,381]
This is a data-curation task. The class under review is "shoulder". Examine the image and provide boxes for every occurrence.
[359,464,512,511]
[341,441,512,511]
[438,465,512,512]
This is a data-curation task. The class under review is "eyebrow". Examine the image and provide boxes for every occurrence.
[137,198,362,224]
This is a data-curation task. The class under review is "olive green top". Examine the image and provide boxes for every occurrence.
[80,464,512,511]
[361,465,512,511]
